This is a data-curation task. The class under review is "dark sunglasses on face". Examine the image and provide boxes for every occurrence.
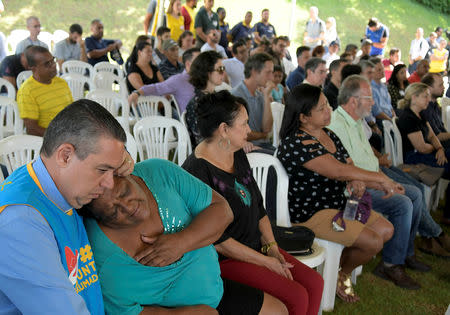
[214,66,226,74]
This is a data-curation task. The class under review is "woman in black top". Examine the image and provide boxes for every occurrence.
[183,91,324,315]
[387,64,408,113]
[397,82,450,223]
[277,84,394,303]
[126,41,163,92]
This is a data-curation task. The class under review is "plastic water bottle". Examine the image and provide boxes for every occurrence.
[343,197,359,220]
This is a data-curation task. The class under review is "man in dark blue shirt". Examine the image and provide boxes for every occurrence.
[230,12,253,44]
[0,51,28,90]
[253,9,276,45]
[85,19,122,66]
[286,46,310,91]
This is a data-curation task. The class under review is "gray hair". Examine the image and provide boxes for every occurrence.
[305,57,326,74]
[338,75,370,105]
[26,16,39,26]
[41,99,126,160]
[359,60,375,72]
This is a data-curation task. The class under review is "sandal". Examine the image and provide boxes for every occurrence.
[336,270,360,303]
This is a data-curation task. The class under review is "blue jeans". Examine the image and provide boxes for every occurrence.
[368,180,422,265]
[381,166,442,238]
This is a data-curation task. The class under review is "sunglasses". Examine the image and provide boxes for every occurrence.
[214,66,226,74]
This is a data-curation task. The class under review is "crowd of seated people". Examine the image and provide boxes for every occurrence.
[1,2,450,314]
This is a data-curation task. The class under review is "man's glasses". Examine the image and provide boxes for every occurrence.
[355,95,373,100]
[214,66,226,74]
[38,57,56,68]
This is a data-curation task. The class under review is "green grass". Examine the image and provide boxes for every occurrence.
[1,1,449,313]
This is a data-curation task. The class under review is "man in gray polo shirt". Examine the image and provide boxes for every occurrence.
[16,16,48,54]
[303,6,325,49]
[232,52,275,151]
[53,24,88,71]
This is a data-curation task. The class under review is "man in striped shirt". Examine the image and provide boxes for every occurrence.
[17,46,73,136]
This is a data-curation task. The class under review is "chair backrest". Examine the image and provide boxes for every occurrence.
[0,78,16,99]
[37,31,54,50]
[0,135,43,174]
[52,30,69,43]
[271,102,285,148]
[0,96,23,140]
[169,94,181,119]
[16,71,32,89]
[246,152,291,227]
[441,97,450,130]
[61,73,92,101]
[382,119,403,166]
[92,71,124,92]
[125,131,138,162]
[114,116,130,133]
[133,116,189,165]
[61,60,94,79]
[132,95,172,120]
[7,29,29,53]
[86,90,129,120]
[93,61,124,78]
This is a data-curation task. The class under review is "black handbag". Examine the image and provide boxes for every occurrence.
[271,223,315,256]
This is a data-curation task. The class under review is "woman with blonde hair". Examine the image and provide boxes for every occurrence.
[166,0,185,41]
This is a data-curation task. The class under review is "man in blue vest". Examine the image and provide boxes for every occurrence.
[365,17,389,57]
[0,99,133,314]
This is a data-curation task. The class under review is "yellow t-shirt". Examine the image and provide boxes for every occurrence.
[182,5,196,34]
[429,48,449,73]
[17,76,73,128]
[167,13,185,42]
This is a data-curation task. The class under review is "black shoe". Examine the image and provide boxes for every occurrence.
[417,237,450,259]
[373,261,421,290]
[405,255,431,272]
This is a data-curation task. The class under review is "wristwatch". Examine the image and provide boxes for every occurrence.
[132,90,141,96]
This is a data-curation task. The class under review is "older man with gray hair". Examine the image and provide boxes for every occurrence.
[408,27,429,73]
[303,57,327,87]
[328,75,430,290]
[15,16,48,54]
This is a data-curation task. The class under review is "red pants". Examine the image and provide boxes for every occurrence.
[220,249,324,315]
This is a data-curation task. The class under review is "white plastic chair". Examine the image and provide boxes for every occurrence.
[37,31,54,50]
[0,96,23,140]
[92,71,126,95]
[271,102,285,147]
[93,61,124,78]
[125,131,137,162]
[247,152,359,312]
[53,29,69,43]
[61,73,92,101]
[0,135,43,175]
[61,60,94,80]
[86,90,129,123]
[132,95,172,120]
[133,116,190,165]
[16,71,32,89]
[441,97,450,130]
[114,116,130,134]
[0,78,16,99]
[7,29,29,53]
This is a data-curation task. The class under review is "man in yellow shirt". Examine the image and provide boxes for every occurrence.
[17,46,73,136]
[181,0,197,35]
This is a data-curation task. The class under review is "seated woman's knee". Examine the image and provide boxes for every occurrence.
[259,293,289,315]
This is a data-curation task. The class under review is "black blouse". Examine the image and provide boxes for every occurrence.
[182,149,267,258]
[126,63,160,92]
[397,108,430,154]
[277,128,349,223]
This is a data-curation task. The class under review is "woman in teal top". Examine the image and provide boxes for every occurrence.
[81,159,277,315]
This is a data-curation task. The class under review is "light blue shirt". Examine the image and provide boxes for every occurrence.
[223,57,244,88]
[0,157,91,315]
[371,80,393,119]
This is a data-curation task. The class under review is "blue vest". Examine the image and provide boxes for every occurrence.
[0,163,104,315]
[366,25,387,56]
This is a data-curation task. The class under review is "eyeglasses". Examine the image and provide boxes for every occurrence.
[355,95,373,100]
[31,24,41,28]
[214,66,226,74]
[38,57,56,68]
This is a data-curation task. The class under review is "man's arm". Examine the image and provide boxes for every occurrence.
[261,82,275,133]
[436,132,450,142]
[23,118,46,136]
[195,27,207,43]
[143,12,154,35]
[0,206,90,314]
[85,38,117,59]
[79,40,88,62]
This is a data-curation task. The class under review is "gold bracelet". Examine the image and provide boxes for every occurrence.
[261,241,277,254]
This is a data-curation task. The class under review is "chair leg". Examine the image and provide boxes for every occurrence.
[316,238,345,312]
[351,265,362,284]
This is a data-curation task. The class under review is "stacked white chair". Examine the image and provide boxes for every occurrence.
[86,90,129,124]
[93,61,124,78]
[0,78,16,99]
[247,152,360,312]
[52,29,69,43]
[0,135,43,175]
[92,72,126,95]
[133,116,190,165]
[271,102,285,147]
[37,31,54,50]
[61,60,94,80]
[125,131,138,163]
[61,73,92,101]
[0,96,23,140]
[16,71,32,89]
[132,95,172,120]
